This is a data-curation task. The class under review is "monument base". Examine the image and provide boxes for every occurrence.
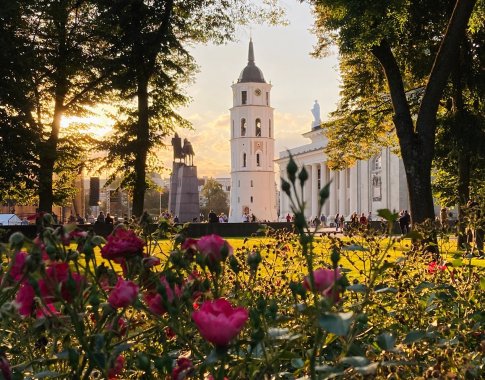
[169,163,200,223]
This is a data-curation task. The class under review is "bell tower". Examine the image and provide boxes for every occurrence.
[229,39,277,222]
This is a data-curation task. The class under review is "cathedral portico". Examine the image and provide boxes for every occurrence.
[276,110,410,221]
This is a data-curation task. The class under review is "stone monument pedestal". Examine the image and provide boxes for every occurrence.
[168,162,200,223]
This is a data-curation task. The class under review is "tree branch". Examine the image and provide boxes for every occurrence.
[371,40,415,144]
[417,0,477,139]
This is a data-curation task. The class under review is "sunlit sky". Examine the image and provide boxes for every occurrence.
[158,0,340,178]
[71,1,342,179]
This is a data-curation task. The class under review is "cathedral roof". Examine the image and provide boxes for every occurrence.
[237,39,266,83]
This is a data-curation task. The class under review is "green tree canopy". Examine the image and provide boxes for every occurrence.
[309,0,479,223]
[200,178,229,217]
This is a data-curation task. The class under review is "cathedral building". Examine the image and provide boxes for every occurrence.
[228,39,278,222]
[275,124,410,221]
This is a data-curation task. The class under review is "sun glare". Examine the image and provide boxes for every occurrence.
[61,114,115,138]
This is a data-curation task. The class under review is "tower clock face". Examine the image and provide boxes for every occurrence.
[255,88,262,96]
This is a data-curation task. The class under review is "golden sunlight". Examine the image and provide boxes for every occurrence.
[60,114,115,138]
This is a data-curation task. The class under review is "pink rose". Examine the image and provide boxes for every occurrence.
[197,234,233,263]
[428,261,446,274]
[144,293,166,315]
[171,357,193,380]
[39,263,85,303]
[10,251,28,281]
[15,282,35,317]
[101,228,145,260]
[108,278,139,309]
[108,355,125,379]
[45,262,70,283]
[192,298,248,346]
[303,268,342,302]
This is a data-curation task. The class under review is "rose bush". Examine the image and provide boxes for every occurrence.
[0,159,482,379]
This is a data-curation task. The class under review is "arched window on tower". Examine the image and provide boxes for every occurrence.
[241,118,246,136]
[269,119,272,137]
[256,153,261,167]
[243,153,247,167]
[255,118,261,137]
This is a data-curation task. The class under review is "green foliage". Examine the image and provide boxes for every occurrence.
[200,178,229,217]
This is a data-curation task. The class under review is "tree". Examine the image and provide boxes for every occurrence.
[310,0,479,223]
[97,0,285,216]
[200,178,229,217]
[0,0,110,212]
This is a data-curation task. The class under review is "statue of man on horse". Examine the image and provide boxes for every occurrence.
[171,133,195,166]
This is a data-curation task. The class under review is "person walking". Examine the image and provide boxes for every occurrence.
[334,213,340,232]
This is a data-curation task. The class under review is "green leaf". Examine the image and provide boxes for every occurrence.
[34,371,62,378]
[480,277,485,291]
[347,284,367,293]
[376,333,396,351]
[318,312,353,336]
[374,285,398,294]
[205,348,223,364]
[340,356,369,367]
[377,209,398,222]
[355,362,379,375]
[415,281,435,293]
[403,330,426,344]
[291,358,305,369]
[451,258,463,267]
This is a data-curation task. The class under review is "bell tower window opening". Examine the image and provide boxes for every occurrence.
[256,153,261,167]
[269,119,271,137]
[250,180,253,187]
[255,118,261,136]
[266,92,269,105]
[241,118,246,136]
[242,91,247,105]
[250,196,253,203]
[243,153,247,167]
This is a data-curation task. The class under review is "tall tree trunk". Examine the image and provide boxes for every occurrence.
[37,5,69,214]
[38,144,55,213]
[371,0,477,224]
[132,76,150,217]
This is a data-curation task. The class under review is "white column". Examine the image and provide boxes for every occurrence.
[339,170,346,216]
[303,165,312,218]
[329,170,337,216]
[311,164,319,218]
[321,163,329,215]
[350,164,358,213]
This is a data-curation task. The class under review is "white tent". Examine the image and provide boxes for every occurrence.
[0,214,22,225]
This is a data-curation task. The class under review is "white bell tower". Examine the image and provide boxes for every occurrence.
[229,39,277,222]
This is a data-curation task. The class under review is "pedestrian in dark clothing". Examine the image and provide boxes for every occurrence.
[208,210,218,223]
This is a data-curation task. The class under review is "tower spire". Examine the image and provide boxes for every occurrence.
[248,38,255,65]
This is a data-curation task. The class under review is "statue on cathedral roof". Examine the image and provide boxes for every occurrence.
[311,100,321,130]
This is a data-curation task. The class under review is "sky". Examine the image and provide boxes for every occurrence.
[163,0,342,178]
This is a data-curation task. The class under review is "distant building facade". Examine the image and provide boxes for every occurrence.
[228,39,277,222]
[276,126,410,221]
